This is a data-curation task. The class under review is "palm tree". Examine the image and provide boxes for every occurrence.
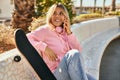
[93,0,97,13]
[11,0,35,32]
[102,0,106,14]
[111,0,116,11]
[80,0,83,13]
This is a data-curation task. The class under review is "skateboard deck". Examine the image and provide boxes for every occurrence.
[14,29,57,80]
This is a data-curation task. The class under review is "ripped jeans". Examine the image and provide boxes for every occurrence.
[53,49,96,80]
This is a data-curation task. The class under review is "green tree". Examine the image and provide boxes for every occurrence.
[35,0,74,23]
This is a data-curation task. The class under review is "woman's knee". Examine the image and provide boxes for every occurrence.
[66,49,81,58]
[64,49,82,63]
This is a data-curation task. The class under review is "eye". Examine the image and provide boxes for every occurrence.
[53,12,57,15]
[53,11,64,16]
[60,12,63,15]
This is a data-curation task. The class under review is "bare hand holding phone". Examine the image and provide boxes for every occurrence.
[63,17,72,35]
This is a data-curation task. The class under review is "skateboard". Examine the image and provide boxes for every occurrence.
[14,29,57,80]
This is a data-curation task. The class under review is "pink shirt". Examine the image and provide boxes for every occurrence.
[27,25,82,72]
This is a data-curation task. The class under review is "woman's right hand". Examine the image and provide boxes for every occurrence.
[45,46,58,61]
[63,17,72,35]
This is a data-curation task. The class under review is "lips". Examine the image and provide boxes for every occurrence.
[55,19,61,22]
[51,18,63,27]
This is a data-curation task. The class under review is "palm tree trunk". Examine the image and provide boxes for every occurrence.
[11,0,35,32]
[93,0,97,13]
[80,0,83,13]
[102,0,106,15]
[111,0,116,11]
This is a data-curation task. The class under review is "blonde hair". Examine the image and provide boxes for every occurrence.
[46,3,70,27]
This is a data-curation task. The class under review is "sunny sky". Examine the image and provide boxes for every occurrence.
[73,0,120,7]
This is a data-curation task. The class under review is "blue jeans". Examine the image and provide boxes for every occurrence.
[53,49,96,80]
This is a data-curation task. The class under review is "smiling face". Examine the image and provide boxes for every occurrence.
[46,3,70,30]
[51,7,65,28]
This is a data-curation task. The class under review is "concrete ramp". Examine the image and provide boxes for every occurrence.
[99,38,120,80]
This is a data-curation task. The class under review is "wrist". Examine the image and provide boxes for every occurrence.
[67,31,72,35]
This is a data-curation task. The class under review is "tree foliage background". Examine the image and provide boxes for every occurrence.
[35,0,75,23]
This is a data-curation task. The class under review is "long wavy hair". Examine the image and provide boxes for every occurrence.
[46,3,70,29]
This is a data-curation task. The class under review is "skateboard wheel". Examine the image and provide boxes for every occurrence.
[14,55,21,62]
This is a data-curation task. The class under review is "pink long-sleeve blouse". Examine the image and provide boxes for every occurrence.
[27,25,82,72]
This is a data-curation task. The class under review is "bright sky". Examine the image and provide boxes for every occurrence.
[73,0,120,7]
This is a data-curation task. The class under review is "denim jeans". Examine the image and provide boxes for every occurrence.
[53,49,96,80]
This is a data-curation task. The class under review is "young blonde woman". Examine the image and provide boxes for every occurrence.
[27,3,95,80]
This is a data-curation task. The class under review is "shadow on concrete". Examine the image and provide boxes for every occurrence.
[99,37,120,80]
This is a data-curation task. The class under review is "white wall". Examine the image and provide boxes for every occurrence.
[0,0,14,18]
